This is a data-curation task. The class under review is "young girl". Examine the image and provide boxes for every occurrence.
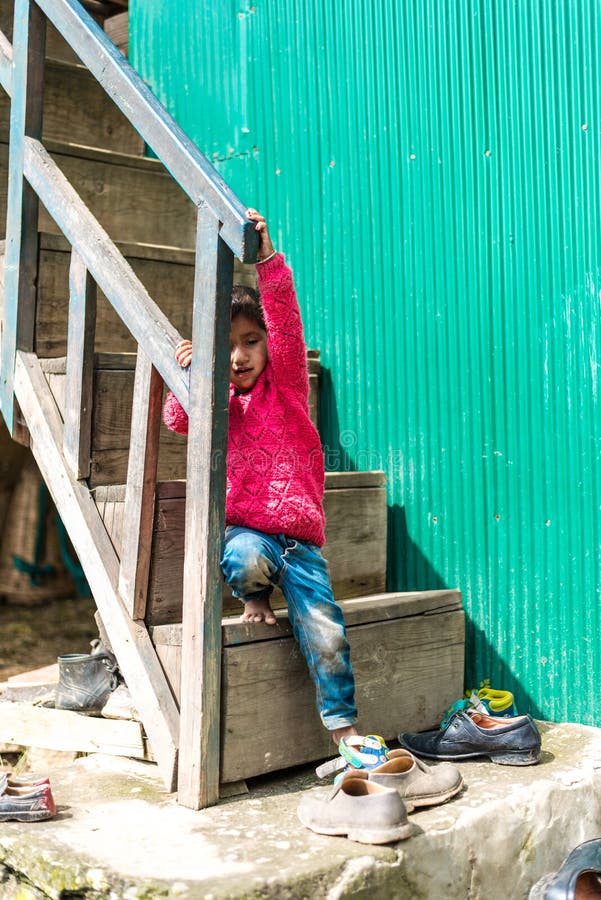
[162,209,357,746]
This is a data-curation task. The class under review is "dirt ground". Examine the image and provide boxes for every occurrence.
[0,596,98,682]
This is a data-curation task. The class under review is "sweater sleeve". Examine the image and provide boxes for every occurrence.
[162,390,189,435]
[256,253,309,402]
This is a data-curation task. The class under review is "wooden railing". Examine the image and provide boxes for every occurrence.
[0,0,260,809]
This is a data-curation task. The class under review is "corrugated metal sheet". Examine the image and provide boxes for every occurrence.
[131,1,601,724]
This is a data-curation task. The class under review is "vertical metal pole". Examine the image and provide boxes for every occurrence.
[178,206,233,809]
[0,0,46,433]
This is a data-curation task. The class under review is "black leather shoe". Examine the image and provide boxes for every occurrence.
[529,839,601,899]
[399,710,541,766]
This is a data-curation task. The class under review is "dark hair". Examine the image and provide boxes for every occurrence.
[230,284,266,332]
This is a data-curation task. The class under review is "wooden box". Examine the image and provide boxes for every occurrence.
[151,590,465,783]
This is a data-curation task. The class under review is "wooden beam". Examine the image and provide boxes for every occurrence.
[34,0,259,261]
[118,349,162,619]
[177,209,233,810]
[0,0,45,432]
[149,590,465,651]
[22,136,190,411]
[13,350,179,790]
[0,701,148,759]
[0,28,13,95]
[63,251,96,479]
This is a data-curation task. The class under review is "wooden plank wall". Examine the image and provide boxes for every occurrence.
[93,472,388,624]
[41,349,321,487]
[0,1,80,65]
[34,237,258,358]
[0,58,144,153]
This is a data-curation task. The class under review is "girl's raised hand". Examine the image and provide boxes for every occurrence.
[175,339,193,368]
[247,208,275,261]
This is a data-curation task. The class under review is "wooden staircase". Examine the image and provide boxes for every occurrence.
[0,0,465,808]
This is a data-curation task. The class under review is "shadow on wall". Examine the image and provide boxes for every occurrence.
[467,620,543,720]
[387,504,446,592]
[388,505,543,719]
[319,366,357,474]
[319,365,543,719]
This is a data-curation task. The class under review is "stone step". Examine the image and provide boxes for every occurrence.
[0,721,598,898]
[0,138,197,249]
[0,58,144,154]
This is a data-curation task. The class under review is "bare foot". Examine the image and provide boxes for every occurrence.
[241,598,277,625]
[331,724,358,746]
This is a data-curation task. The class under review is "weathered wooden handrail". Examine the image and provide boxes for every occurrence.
[34,0,258,262]
[0,30,12,93]
[23,137,191,408]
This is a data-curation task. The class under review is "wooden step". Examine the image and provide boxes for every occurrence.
[150,589,465,783]
[32,233,257,359]
[40,349,322,486]
[104,10,128,57]
[0,58,144,154]
[93,472,388,624]
[0,700,150,760]
[0,139,197,248]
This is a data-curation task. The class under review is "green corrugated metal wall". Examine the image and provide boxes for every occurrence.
[131,1,601,724]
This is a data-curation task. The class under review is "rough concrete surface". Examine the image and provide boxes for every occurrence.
[1,721,601,899]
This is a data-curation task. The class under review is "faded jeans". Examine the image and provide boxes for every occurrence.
[221,526,357,730]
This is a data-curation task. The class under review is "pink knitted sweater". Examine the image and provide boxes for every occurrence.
[162,253,326,546]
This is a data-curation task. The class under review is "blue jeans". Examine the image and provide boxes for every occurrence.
[221,526,357,730]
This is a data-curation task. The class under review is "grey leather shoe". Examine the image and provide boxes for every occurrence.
[368,748,464,811]
[55,651,119,714]
[297,770,414,844]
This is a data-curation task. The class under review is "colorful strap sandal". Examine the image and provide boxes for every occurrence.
[316,734,390,780]
[475,686,517,717]
[441,683,517,729]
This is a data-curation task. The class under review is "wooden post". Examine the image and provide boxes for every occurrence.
[177,207,233,809]
[118,349,162,619]
[63,251,97,479]
[0,0,46,433]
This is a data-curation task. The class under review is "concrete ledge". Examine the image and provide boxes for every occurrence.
[1,721,601,899]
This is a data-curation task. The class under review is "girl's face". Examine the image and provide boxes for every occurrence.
[230,314,268,392]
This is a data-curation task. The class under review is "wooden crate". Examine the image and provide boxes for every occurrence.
[151,590,465,783]
[94,470,388,623]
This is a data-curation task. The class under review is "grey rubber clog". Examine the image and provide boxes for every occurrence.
[297,770,414,845]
